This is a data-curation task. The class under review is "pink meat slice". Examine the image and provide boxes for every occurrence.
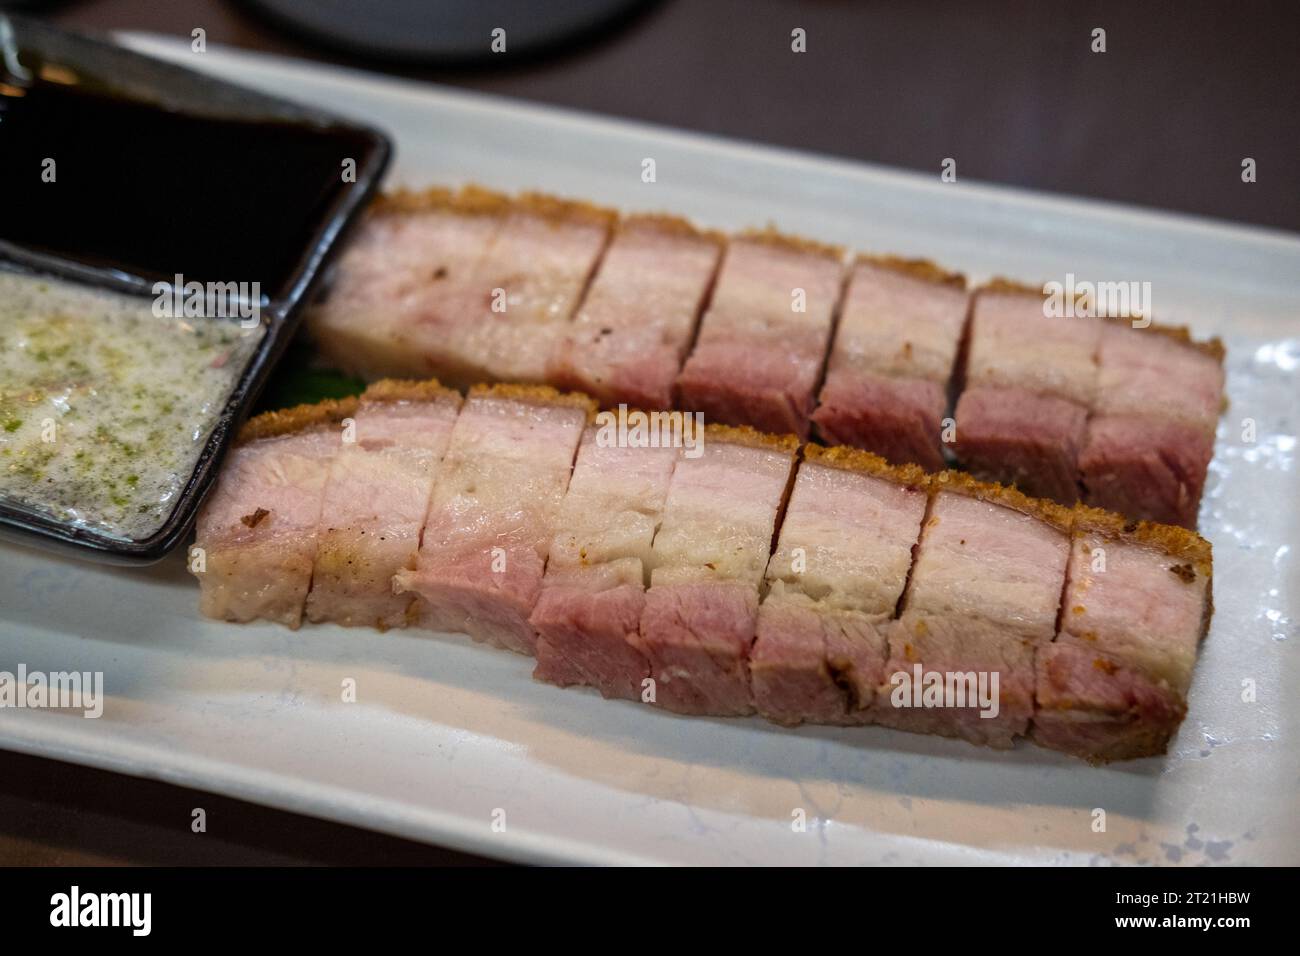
[675,236,844,438]
[814,373,949,472]
[304,382,461,629]
[531,573,651,700]
[637,580,760,715]
[812,258,969,469]
[631,430,797,715]
[953,385,1089,503]
[963,286,1102,408]
[530,426,680,700]
[193,401,355,628]
[1034,642,1192,761]
[445,200,613,387]
[547,217,722,410]
[394,386,590,654]
[307,193,504,382]
[1032,516,1212,761]
[752,450,928,725]
[878,483,1071,747]
[1079,324,1224,527]
[1091,323,1224,426]
[1079,416,1215,528]
[955,285,1101,503]
[751,598,885,725]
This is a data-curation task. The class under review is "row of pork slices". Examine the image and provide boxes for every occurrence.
[193,380,1214,763]
[307,185,1226,529]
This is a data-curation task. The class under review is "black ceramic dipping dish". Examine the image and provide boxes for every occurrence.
[0,16,390,564]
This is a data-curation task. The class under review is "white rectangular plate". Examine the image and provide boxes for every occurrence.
[1,34,1297,866]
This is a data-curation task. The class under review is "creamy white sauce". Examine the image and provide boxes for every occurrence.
[0,272,264,540]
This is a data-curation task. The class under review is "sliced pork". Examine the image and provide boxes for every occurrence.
[878,474,1073,747]
[952,385,1089,504]
[1032,506,1212,761]
[193,399,357,628]
[1079,324,1225,527]
[393,384,592,654]
[308,187,506,382]
[631,427,797,715]
[812,257,969,471]
[194,377,1217,763]
[308,188,613,390]
[752,447,928,725]
[308,186,1225,528]
[547,216,723,410]
[304,380,462,630]
[530,425,681,699]
[954,282,1101,503]
[449,194,614,387]
[675,233,844,438]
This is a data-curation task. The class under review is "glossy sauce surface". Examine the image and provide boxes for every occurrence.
[0,57,373,298]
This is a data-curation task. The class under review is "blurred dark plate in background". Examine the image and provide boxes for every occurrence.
[240,0,658,65]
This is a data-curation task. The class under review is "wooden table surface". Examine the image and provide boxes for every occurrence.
[4,0,1296,867]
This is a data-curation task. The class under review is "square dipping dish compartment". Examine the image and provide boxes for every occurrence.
[0,15,390,563]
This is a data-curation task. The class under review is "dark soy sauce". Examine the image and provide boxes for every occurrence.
[0,56,375,299]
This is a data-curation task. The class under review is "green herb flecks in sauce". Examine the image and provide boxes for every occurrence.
[0,272,264,540]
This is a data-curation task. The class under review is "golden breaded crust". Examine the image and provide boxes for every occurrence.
[371,186,453,215]
[1071,503,1213,575]
[930,469,1075,534]
[590,406,707,444]
[1150,323,1225,362]
[735,226,845,262]
[980,276,1044,297]
[1100,315,1226,363]
[802,443,929,490]
[372,184,513,218]
[468,382,598,421]
[621,213,726,246]
[979,281,1225,366]
[977,277,1096,319]
[514,191,619,228]
[361,377,462,406]
[855,254,966,290]
[236,396,359,444]
[704,423,800,454]
[377,185,614,228]
[592,404,700,423]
